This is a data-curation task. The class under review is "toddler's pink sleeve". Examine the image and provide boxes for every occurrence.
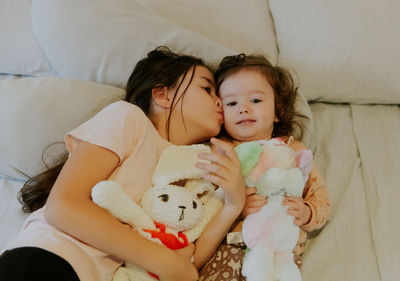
[65,101,146,163]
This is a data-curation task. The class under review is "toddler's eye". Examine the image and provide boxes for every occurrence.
[226,101,237,106]
[159,194,169,202]
[251,99,262,103]
[193,201,197,209]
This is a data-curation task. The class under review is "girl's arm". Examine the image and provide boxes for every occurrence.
[193,138,246,268]
[44,141,198,281]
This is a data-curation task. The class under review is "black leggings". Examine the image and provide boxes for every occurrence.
[0,247,80,281]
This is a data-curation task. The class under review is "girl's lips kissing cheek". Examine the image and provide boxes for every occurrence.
[218,111,224,121]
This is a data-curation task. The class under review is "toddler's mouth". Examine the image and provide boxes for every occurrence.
[237,119,256,125]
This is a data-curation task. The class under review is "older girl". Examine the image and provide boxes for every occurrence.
[0,47,246,281]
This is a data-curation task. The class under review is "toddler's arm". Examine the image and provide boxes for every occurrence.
[44,141,198,281]
[289,140,330,231]
[300,164,330,232]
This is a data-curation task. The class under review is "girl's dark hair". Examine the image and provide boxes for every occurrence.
[19,46,208,213]
[215,53,306,139]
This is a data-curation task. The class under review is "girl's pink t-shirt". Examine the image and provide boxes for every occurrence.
[2,101,171,281]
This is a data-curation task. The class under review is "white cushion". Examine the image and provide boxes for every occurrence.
[0,0,54,76]
[269,0,400,104]
[139,0,277,62]
[0,77,125,180]
[0,178,28,250]
[31,0,277,88]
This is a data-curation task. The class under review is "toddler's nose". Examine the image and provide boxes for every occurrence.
[239,102,250,114]
[240,108,249,114]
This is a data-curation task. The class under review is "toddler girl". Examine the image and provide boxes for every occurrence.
[198,54,330,280]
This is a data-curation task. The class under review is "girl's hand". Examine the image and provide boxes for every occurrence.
[241,187,267,218]
[175,243,195,263]
[282,196,311,226]
[196,138,246,214]
[160,244,198,281]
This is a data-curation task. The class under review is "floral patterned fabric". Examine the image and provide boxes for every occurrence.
[199,243,246,281]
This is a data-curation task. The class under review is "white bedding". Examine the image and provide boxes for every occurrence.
[2,103,398,281]
[303,103,400,281]
[0,1,399,281]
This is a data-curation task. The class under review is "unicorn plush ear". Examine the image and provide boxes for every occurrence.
[295,149,313,182]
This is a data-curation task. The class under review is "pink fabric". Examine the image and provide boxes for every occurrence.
[2,101,171,281]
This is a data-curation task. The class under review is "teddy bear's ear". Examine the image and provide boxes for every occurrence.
[152,144,211,186]
[185,179,215,199]
[295,149,313,182]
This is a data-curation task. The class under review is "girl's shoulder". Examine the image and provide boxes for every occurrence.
[105,100,146,117]
[98,100,150,128]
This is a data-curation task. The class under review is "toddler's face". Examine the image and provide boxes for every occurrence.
[219,69,278,142]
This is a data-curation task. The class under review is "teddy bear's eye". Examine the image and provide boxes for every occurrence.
[192,201,197,209]
[159,194,169,202]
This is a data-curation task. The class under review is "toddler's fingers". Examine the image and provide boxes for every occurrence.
[293,218,302,226]
[242,206,262,217]
[286,207,297,216]
[284,196,303,204]
[246,201,265,210]
[247,195,267,207]
[283,201,299,212]
[246,187,257,196]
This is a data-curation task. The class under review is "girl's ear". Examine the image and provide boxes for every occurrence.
[152,87,172,108]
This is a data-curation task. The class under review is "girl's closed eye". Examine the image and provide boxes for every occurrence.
[202,86,211,94]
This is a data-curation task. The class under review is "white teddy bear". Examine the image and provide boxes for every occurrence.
[91,144,224,281]
[235,138,313,281]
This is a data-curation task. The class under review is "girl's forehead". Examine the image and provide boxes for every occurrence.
[195,65,214,80]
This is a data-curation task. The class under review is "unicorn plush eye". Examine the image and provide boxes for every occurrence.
[159,194,169,202]
[193,201,197,209]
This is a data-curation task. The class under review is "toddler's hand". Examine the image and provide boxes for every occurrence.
[196,138,246,214]
[241,187,267,218]
[282,196,311,226]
